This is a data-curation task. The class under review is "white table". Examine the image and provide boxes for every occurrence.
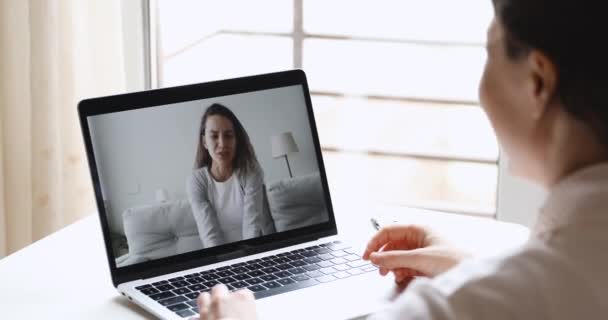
[0,204,529,319]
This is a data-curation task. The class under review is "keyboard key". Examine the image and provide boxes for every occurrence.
[188,284,206,292]
[247,285,267,292]
[276,263,293,271]
[186,277,204,285]
[247,270,264,277]
[218,276,237,284]
[233,274,251,281]
[158,295,187,306]
[344,248,360,254]
[185,292,200,300]
[261,267,280,274]
[246,263,263,271]
[334,271,351,279]
[347,268,364,276]
[217,266,231,271]
[290,260,307,267]
[152,280,169,286]
[330,258,348,265]
[262,281,282,289]
[362,265,378,272]
[292,274,310,282]
[313,248,331,254]
[172,280,190,288]
[319,254,334,261]
[139,287,160,296]
[245,278,263,285]
[277,278,295,286]
[202,273,220,281]
[232,281,249,289]
[156,284,175,292]
[317,261,334,268]
[135,284,152,290]
[277,252,290,257]
[293,248,306,253]
[288,268,307,275]
[320,267,338,275]
[347,260,369,268]
[247,259,262,264]
[232,267,249,274]
[303,257,322,264]
[203,280,219,288]
[186,300,197,308]
[167,303,190,312]
[216,270,235,278]
[300,251,319,257]
[344,254,361,261]
[273,257,290,264]
[259,260,277,267]
[303,264,320,271]
[173,287,191,295]
[261,255,276,261]
[260,274,278,281]
[328,241,350,250]
[199,270,212,275]
[306,271,324,278]
[316,275,337,283]
[286,254,305,261]
[330,250,348,257]
[168,276,186,282]
[176,309,196,318]
[334,264,351,271]
[274,271,292,278]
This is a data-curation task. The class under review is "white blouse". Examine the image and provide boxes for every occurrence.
[369,163,608,319]
[209,173,244,243]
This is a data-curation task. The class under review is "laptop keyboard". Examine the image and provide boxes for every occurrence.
[134,241,377,318]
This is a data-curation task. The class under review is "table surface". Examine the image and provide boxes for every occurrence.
[0,203,529,319]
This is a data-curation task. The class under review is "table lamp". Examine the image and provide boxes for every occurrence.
[271,132,299,178]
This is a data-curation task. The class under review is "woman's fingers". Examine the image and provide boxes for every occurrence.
[197,292,211,320]
[362,225,427,260]
[370,249,425,271]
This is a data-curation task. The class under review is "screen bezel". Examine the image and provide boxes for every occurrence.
[78,70,338,286]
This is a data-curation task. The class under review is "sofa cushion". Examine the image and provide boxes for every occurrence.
[266,172,329,232]
[122,199,202,261]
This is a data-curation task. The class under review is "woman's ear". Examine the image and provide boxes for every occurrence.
[527,50,558,120]
[202,135,208,149]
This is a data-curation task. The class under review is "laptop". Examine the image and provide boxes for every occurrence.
[78,70,397,319]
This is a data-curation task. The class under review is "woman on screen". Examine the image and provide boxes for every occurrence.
[187,103,275,248]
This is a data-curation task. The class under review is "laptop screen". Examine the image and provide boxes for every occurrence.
[85,83,331,269]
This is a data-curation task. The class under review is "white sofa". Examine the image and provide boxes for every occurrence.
[116,172,328,267]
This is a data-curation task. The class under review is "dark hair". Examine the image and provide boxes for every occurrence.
[194,103,259,174]
[492,0,608,145]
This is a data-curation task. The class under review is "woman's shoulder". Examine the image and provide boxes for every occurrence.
[188,167,211,186]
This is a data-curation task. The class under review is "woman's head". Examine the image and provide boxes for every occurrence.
[480,0,608,184]
[194,103,258,173]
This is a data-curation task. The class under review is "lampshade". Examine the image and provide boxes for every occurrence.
[271,132,299,158]
[155,188,169,202]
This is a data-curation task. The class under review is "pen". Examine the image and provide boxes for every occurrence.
[370,217,381,231]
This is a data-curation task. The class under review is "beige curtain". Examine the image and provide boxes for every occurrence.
[0,0,127,257]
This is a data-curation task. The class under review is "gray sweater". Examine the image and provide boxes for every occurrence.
[186,165,275,248]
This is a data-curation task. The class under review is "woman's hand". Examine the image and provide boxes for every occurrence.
[362,224,471,283]
[196,284,258,320]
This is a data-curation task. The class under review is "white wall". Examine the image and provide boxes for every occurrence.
[88,85,320,235]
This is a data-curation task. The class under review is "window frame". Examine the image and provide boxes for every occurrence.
[139,0,543,222]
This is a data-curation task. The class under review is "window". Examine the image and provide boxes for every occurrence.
[152,0,498,217]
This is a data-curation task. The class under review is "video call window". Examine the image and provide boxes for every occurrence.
[87,85,329,267]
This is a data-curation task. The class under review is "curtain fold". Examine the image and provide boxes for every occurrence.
[0,0,127,257]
